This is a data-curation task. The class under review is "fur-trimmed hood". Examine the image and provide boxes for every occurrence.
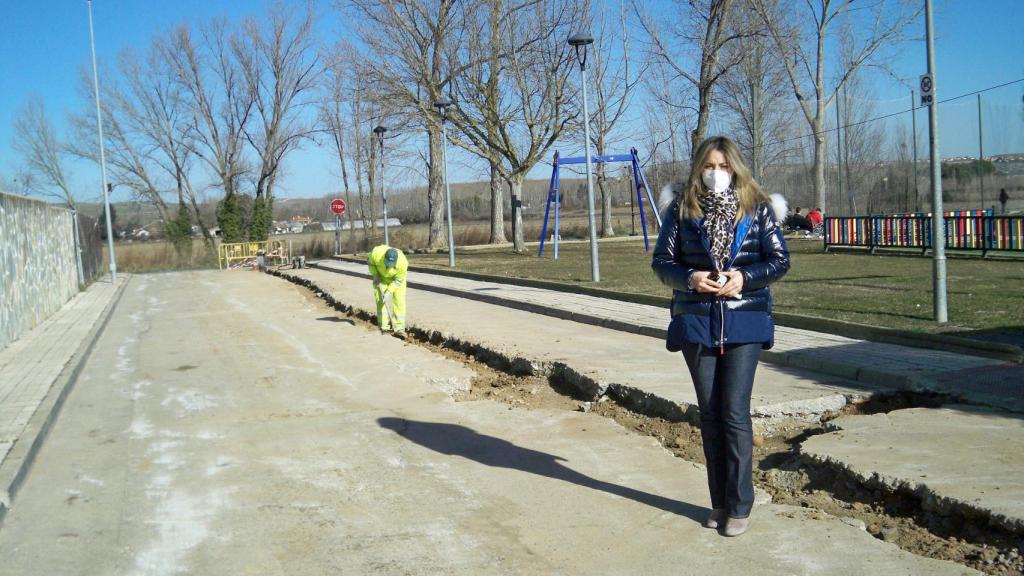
[657,183,682,218]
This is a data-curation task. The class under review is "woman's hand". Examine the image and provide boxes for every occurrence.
[689,271,724,293]
[717,270,744,298]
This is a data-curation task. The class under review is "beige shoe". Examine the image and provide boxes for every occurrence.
[393,330,407,340]
[703,509,725,529]
[723,516,749,537]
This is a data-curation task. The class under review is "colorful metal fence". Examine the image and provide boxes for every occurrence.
[824,212,1024,253]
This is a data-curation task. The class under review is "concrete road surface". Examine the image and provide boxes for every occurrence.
[0,271,976,575]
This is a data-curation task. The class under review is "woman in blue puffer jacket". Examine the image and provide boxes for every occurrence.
[651,136,790,537]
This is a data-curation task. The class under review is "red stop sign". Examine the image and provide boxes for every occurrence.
[330,198,346,215]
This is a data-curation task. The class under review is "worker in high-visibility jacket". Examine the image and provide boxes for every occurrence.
[368,245,409,338]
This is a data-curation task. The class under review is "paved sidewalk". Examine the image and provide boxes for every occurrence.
[802,405,1024,534]
[0,275,127,518]
[313,259,1023,413]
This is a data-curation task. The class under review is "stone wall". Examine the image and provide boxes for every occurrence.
[0,193,80,351]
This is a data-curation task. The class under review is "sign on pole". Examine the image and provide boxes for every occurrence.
[330,198,346,215]
[330,198,346,256]
[919,74,934,107]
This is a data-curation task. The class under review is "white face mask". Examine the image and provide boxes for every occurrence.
[702,169,732,193]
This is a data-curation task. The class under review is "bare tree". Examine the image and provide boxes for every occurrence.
[162,20,256,242]
[72,64,170,206]
[319,41,388,247]
[319,44,358,247]
[341,0,464,250]
[445,0,512,244]
[68,42,220,256]
[717,0,797,183]
[750,0,920,212]
[641,63,693,169]
[635,0,746,155]
[589,0,645,236]
[236,2,321,240]
[838,70,885,213]
[446,0,585,251]
[13,97,77,208]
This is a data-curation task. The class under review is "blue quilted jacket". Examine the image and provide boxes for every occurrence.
[652,199,790,351]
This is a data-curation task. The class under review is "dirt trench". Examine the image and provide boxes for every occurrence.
[272,268,1024,575]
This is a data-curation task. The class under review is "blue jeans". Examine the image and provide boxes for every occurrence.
[681,343,760,518]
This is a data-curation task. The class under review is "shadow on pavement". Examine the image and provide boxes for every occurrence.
[316,316,355,325]
[377,417,705,524]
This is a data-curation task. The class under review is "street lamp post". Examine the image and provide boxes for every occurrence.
[925,0,948,323]
[568,32,600,283]
[434,99,456,267]
[87,0,116,282]
[373,125,389,246]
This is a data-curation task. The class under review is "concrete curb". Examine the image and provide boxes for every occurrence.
[309,261,934,393]
[801,448,1024,536]
[802,408,1024,535]
[0,276,130,527]
[331,255,1024,364]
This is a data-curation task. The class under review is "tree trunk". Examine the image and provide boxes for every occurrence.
[488,159,506,243]
[813,24,827,213]
[187,193,217,260]
[355,162,368,241]
[509,173,525,252]
[427,126,445,249]
[691,86,714,158]
[813,128,827,212]
[485,1,505,246]
[597,163,614,237]
[750,80,765,183]
[336,138,357,251]
[367,136,378,241]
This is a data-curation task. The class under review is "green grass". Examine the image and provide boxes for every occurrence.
[408,237,1024,343]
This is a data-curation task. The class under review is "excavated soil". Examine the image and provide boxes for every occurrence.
[283,269,1024,575]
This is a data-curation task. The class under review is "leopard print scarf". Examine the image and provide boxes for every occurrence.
[698,187,739,272]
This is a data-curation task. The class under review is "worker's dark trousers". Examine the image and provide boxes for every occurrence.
[681,343,760,519]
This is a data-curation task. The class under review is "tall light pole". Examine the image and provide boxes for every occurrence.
[977,94,985,210]
[87,0,116,282]
[911,89,919,212]
[373,125,389,246]
[925,0,947,323]
[434,99,456,267]
[569,32,600,282]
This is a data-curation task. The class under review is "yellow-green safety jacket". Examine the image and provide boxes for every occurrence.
[367,245,408,291]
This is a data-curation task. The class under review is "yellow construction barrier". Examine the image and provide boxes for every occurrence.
[218,240,289,270]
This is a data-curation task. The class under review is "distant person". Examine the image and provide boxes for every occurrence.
[806,208,824,237]
[785,207,812,232]
[806,207,823,226]
[1000,188,1009,214]
[367,245,409,338]
[652,136,790,537]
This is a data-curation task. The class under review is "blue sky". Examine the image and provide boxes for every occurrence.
[1,0,1022,203]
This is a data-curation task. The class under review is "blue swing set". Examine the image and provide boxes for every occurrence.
[538,147,662,258]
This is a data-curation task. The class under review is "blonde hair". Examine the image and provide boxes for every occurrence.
[677,136,769,221]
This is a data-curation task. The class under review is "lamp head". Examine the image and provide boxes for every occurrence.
[567,33,594,47]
